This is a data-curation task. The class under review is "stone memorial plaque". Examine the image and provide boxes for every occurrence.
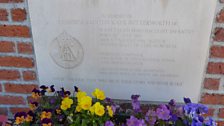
[28,0,216,102]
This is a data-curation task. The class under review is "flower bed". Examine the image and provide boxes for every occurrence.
[14,85,216,126]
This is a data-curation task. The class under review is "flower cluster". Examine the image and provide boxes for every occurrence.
[14,85,115,126]
[14,85,216,126]
[123,95,216,126]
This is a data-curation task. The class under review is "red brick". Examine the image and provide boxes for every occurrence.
[5,83,38,94]
[201,93,224,105]
[217,121,224,126]
[0,108,7,115]
[0,41,15,53]
[10,107,29,115]
[0,56,34,68]
[210,46,224,58]
[0,70,20,80]
[204,78,220,90]
[217,9,224,23]
[22,71,36,81]
[0,25,30,38]
[11,8,26,22]
[207,62,224,74]
[218,108,224,118]
[18,42,33,54]
[203,108,215,117]
[0,0,23,3]
[0,9,8,21]
[214,28,224,42]
[0,95,25,105]
[220,0,224,3]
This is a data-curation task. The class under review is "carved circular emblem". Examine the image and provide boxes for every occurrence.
[49,32,84,69]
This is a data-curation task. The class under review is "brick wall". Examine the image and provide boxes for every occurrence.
[0,0,38,117]
[1,0,224,124]
[200,0,224,125]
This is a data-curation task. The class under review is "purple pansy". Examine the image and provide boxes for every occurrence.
[184,97,192,104]
[106,97,113,103]
[74,86,79,92]
[30,101,38,106]
[175,106,184,117]
[40,85,48,90]
[105,97,119,114]
[41,118,52,126]
[192,119,203,126]
[105,121,114,126]
[145,110,157,126]
[126,116,146,126]
[42,108,53,113]
[27,110,35,121]
[57,114,65,123]
[50,98,56,104]
[32,88,40,94]
[184,103,208,116]
[27,110,34,117]
[40,85,48,95]
[131,95,141,113]
[170,114,178,122]
[57,88,71,97]
[205,117,216,126]
[169,99,176,106]
[14,112,27,119]
[40,85,55,94]
[49,85,55,92]
[156,104,170,120]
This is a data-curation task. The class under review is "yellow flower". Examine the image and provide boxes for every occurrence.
[92,88,106,100]
[15,116,25,125]
[42,123,52,126]
[75,105,82,112]
[25,115,33,122]
[40,111,52,120]
[94,102,105,116]
[61,104,71,111]
[79,96,92,110]
[107,106,114,117]
[29,104,36,111]
[89,105,95,115]
[63,97,73,105]
[29,102,38,111]
[76,91,87,102]
[31,92,40,99]
[56,109,62,114]
[60,97,73,110]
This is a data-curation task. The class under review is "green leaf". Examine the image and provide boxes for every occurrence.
[70,124,76,126]
[175,119,186,126]
[81,119,88,126]
[74,116,80,125]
